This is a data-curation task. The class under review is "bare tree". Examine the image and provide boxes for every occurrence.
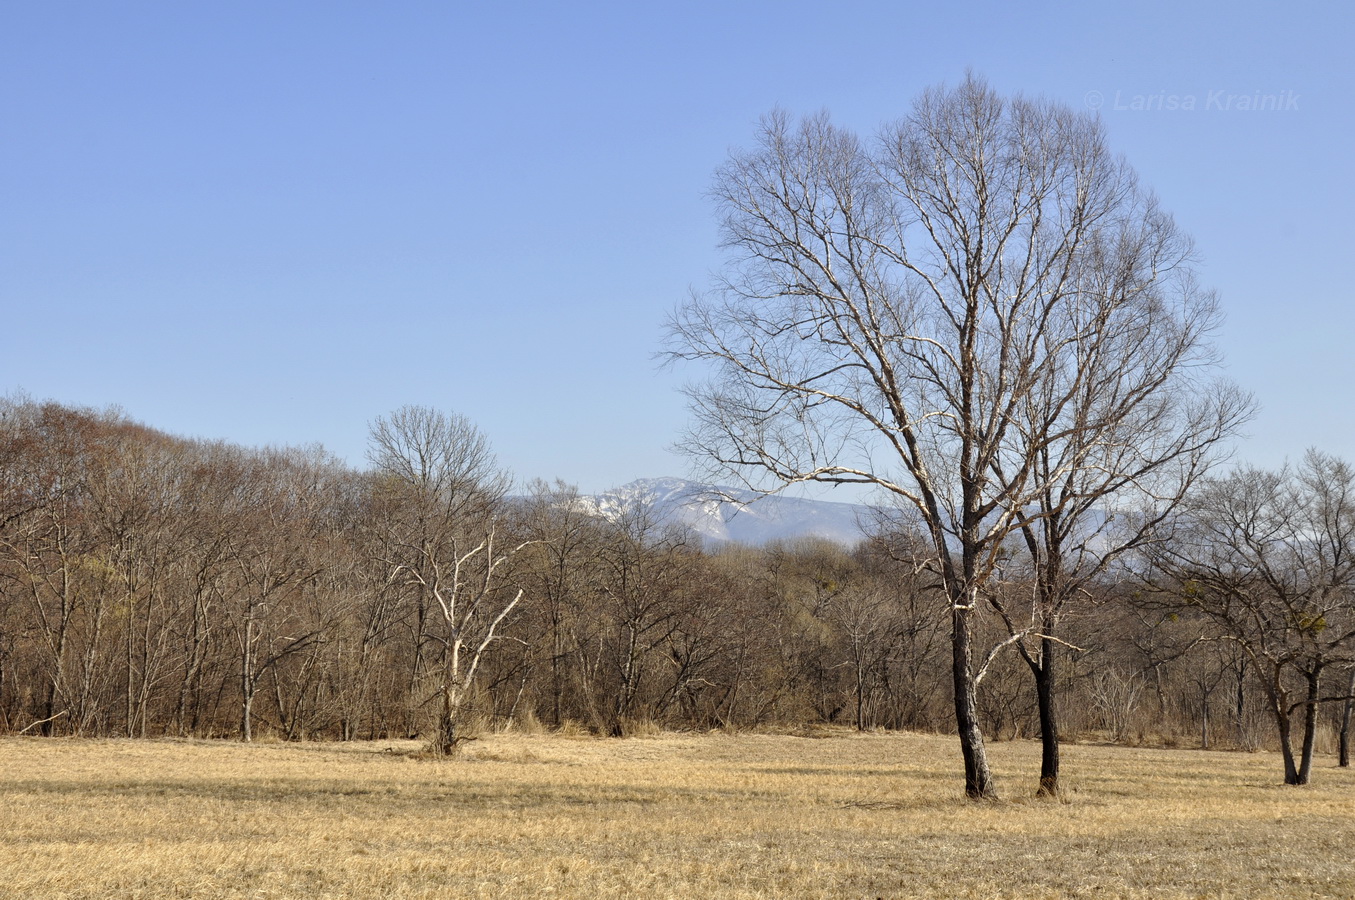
[1339,664,1355,767]
[330,483,408,741]
[665,75,1243,798]
[513,480,606,728]
[0,402,126,735]
[856,525,952,731]
[367,406,529,755]
[592,497,695,735]
[1148,452,1355,784]
[218,447,330,742]
[991,342,1248,794]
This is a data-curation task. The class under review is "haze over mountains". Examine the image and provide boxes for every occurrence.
[575,477,875,547]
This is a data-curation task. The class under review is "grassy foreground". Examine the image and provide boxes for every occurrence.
[0,730,1351,899]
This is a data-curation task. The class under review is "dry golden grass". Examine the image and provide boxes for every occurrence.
[0,730,1351,899]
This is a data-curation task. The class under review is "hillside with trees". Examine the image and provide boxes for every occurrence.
[2,396,1352,792]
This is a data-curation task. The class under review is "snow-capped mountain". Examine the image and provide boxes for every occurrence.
[576,477,874,547]
[570,478,1130,556]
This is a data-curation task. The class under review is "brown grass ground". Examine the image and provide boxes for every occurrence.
[0,729,1351,899]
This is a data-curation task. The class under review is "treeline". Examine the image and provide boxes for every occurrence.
[0,399,1351,769]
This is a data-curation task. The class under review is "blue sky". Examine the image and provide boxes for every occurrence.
[2,2,1350,493]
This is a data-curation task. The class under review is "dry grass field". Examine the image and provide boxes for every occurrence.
[0,729,1351,899]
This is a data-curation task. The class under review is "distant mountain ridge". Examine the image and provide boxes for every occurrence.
[569,478,1126,556]
[576,477,874,547]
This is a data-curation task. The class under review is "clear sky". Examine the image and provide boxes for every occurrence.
[2,1,1351,494]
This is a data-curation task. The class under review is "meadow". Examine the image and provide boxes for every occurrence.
[0,729,1351,899]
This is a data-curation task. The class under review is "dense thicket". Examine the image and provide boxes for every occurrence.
[0,399,1351,778]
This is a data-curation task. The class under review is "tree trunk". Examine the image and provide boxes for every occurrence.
[240,616,255,742]
[1296,670,1321,785]
[1273,686,1300,785]
[437,712,458,755]
[855,647,868,731]
[951,601,996,799]
[240,686,254,743]
[437,682,463,756]
[1339,667,1354,768]
[1032,638,1060,798]
[125,589,136,736]
[176,590,209,736]
[1200,688,1209,750]
[407,597,430,739]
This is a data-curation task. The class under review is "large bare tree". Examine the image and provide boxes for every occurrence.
[665,75,1244,798]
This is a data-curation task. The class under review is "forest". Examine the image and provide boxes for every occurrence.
[2,396,1352,791]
